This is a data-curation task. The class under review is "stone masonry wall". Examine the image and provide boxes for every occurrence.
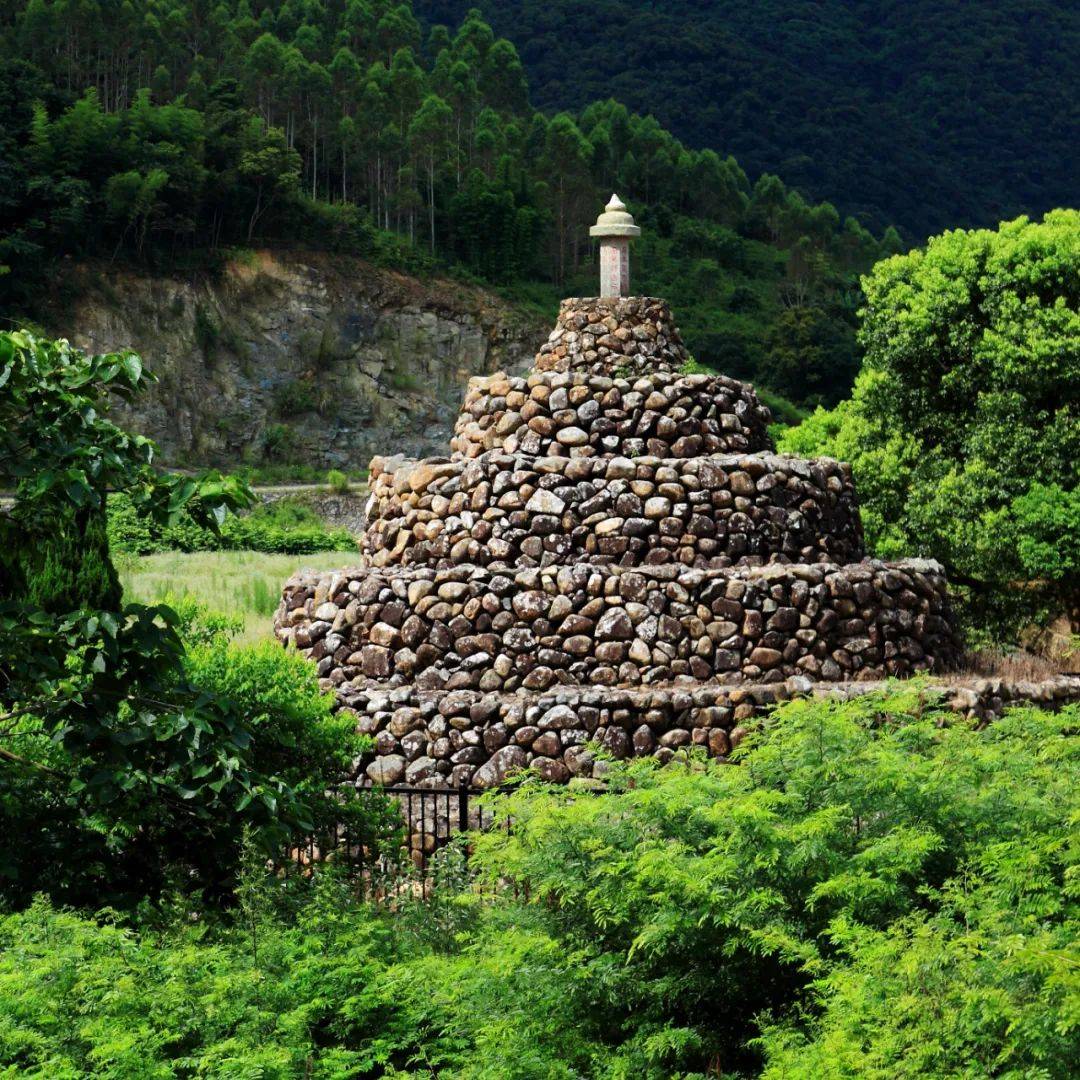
[450,369,773,459]
[277,558,958,692]
[343,675,1080,794]
[363,452,864,570]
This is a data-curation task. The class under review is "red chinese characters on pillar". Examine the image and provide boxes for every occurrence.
[590,195,640,298]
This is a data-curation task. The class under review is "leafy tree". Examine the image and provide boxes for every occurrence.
[245,32,288,125]
[760,304,859,407]
[540,112,592,283]
[779,211,1080,639]
[408,92,453,249]
[238,118,301,239]
[103,167,170,254]
[0,330,355,904]
[479,37,528,114]
[376,2,422,62]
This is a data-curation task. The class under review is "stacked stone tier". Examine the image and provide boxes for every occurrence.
[275,558,958,694]
[338,676,1080,791]
[345,681,787,789]
[535,296,691,377]
[450,367,773,459]
[364,451,864,570]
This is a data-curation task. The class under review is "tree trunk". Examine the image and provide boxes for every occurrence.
[428,159,435,251]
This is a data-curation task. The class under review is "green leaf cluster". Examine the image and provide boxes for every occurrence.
[779,211,1080,640]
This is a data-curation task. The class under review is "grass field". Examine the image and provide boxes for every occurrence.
[119,549,359,643]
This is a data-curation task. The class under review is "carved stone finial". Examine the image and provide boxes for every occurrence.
[590,194,640,298]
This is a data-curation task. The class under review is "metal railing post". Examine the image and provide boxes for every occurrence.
[458,776,469,833]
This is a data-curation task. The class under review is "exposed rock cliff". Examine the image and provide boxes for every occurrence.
[48,251,546,469]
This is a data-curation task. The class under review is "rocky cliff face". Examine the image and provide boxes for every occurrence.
[49,251,546,469]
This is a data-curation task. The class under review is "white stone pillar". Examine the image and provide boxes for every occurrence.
[599,236,630,298]
[590,195,640,298]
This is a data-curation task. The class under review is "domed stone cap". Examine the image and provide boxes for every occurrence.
[589,193,641,238]
[535,296,689,376]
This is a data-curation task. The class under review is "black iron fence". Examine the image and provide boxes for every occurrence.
[284,780,506,899]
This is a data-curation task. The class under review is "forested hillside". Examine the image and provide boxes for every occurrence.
[1,0,904,407]
[417,0,1080,239]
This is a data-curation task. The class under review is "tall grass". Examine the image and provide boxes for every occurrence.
[119,549,357,643]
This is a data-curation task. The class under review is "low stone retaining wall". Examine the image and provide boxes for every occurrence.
[450,368,773,459]
[276,558,958,691]
[340,675,1080,789]
[363,452,864,569]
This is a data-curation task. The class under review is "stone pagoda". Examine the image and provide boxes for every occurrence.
[276,198,960,790]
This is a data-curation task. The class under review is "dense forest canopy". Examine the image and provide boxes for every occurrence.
[416,0,1080,239]
[1,0,906,406]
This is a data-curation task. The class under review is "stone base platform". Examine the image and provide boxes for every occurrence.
[341,675,1080,790]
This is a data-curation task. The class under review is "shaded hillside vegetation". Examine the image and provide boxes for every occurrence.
[2,0,905,407]
[417,0,1080,239]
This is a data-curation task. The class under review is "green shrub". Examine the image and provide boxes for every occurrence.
[0,589,373,906]
[386,366,424,393]
[0,691,1075,1076]
[183,633,367,831]
[166,593,244,647]
[261,422,297,462]
[193,302,220,361]
[236,463,368,486]
[326,468,350,493]
[0,867,437,1076]
[108,493,355,556]
[678,356,711,375]
[3,504,121,612]
[272,378,319,417]
[451,690,1080,1077]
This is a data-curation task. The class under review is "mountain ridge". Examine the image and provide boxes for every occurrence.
[415,0,1080,238]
